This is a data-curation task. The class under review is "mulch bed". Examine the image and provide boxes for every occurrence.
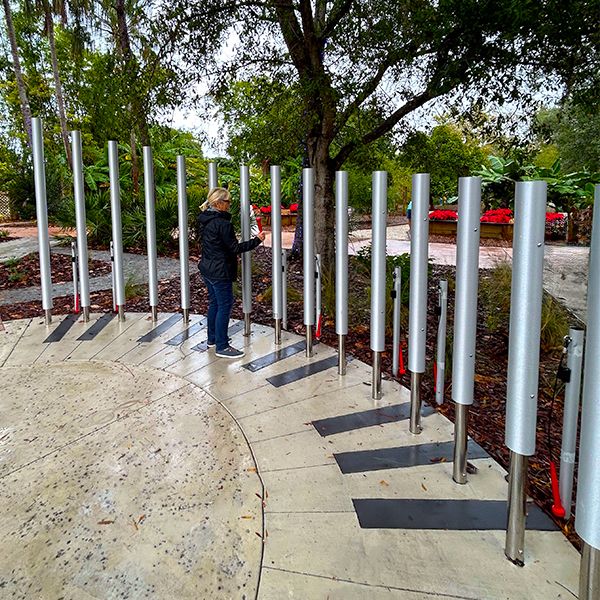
[0,252,111,290]
[0,246,580,549]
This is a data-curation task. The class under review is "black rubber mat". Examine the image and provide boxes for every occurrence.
[165,318,206,346]
[353,498,558,531]
[76,312,115,341]
[266,355,339,387]
[137,314,181,342]
[312,403,435,437]
[335,440,489,473]
[242,340,306,372]
[43,314,78,343]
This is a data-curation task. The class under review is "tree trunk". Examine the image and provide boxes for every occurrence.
[2,0,33,148]
[44,2,72,168]
[312,139,336,279]
[130,129,140,196]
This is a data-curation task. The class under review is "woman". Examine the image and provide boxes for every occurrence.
[197,187,266,358]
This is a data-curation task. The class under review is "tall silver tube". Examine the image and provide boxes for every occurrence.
[32,117,53,324]
[303,168,315,356]
[282,249,288,330]
[240,164,252,333]
[576,185,600,595]
[580,543,600,600]
[392,266,402,377]
[143,146,159,320]
[315,253,322,338]
[559,328,584,520]
[108,141,126,320]
[208,162,218,190]
[110,240,116,313]
[71,130,90,320]
[336,171,349,374]
[436,279,448,406]
[177,155,190,323]
[504,180,547,565]
[408,173,430,433]
[71,241,79,313]
[370,171,387,400]
[271,165,283,343]
[452,177,481,482]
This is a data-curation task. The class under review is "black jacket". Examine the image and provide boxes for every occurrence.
[197,209,261,281]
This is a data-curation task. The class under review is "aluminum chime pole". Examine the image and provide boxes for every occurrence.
[392,266,402,378]
[315,253,322,339]
[576,184,600,600]
[71,130,90,322]
[505,181,547,566]
[208,162,218,190]
[271,165,283,344]
[408,173,430,433]
[143,146,159,321]
[108,141,126,321]
[435,279,448,405]
[282,249,288,330]
[71,241,79,313]
[336,171,349,375]
[303,168,315,357]
[370,171,387,400]
[177,155,190,323]
[240,165,252,335]
[559,327,584,520]
[32,117,53,325]
[452,177,481,483]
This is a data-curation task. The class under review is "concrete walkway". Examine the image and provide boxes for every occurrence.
[0,312,580,598]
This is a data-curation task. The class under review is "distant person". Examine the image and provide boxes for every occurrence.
[406,200,412,229]
[197,187,265,358]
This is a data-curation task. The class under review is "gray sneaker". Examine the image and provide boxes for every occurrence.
[215,345,245,359]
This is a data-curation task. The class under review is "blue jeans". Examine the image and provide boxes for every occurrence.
[203,277,234,351]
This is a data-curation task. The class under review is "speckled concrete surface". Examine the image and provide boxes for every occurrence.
[0,313,581,599]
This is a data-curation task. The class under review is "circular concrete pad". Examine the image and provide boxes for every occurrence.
[0,361,262,599]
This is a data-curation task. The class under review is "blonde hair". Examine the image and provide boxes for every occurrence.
[201,187,231,211]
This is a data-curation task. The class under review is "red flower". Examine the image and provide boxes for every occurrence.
[429,209,458,221]
[289,203,299,212]
[546,212,566,223]
[481,208,513,223]
[259,206,272,214]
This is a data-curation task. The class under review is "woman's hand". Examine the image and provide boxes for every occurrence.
[257,231,266,242]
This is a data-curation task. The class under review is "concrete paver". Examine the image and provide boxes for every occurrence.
[0,312,580,599]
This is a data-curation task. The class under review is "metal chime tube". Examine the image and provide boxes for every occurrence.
[240,164,252,335]
[452,177,481,483]
[177,155,190,323]
[303,168,315,356]
[282,249,288,330]
[336,171,349,375]
[71,130,90,322]
[110,241,116,312]
[559,327,584,520]
[108,141,126,321]
[370,171,387,400]
[315,253,322,339]
[436,279,448,405]
[143,146,159,321]
[71,241,79,313]
[576,184,600,600]
[32,117,53,325]
[408,173,430,433]
[271,165,283,344]
[208,162,218,190]
[392,266,402,377]
[505,181,547,566]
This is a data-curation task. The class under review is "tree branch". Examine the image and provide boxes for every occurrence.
[333,88,435,168]
[321,0,353,39]
[271,0,309,73]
